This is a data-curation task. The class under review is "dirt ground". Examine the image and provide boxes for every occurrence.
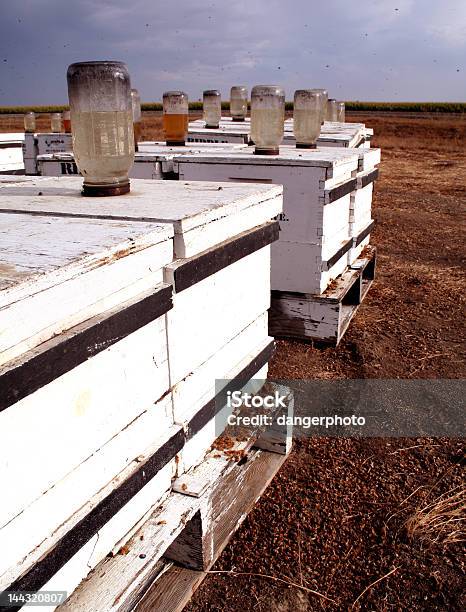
[1,112,464,610]
[184,113,465,611]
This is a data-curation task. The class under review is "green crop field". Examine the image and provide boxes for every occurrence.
[0,101,464,114]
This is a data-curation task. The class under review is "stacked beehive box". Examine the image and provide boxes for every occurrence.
[36,142,248,179]
[173,148,360,293]
[30,140,380,344]
[188,117,372,148]
[0,134,24,174]
[0,175,282,607]
[23,133,73,175]
[172,146,378,344]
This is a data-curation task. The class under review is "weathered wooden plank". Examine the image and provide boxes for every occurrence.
[0,212,173,365]
[0,284,172,412]
[0,426,184,594]
[0,395,174,586]
[269,247,377,344]
[171,312,269,425]
[166,245,271,385]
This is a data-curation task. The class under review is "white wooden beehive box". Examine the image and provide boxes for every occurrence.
[0,182,178,603]
[0,175,282,606]
[0,175,282,474]
[36,142,248,179]
[189,117,372,148]
[23,133,73,175]
[0,134,25,175]
[174,147,360,294]
[34,141,379,295]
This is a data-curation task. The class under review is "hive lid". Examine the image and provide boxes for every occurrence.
[174,146,360,169]
[0,175,282,234]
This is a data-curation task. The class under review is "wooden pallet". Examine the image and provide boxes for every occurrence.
[57,385,293,612]
[269,246,376,346]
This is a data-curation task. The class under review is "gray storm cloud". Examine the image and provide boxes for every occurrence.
[0,0,464,104]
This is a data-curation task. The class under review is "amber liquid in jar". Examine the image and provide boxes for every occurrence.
[163,114,188,145]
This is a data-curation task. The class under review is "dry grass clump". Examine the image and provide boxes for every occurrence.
[405,485,465,546]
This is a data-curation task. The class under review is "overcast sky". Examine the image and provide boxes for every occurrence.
[0,0,465,105]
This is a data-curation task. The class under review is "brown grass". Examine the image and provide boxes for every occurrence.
[405,485,465,546]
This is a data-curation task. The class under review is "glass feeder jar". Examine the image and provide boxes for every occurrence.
[63,110,71,133]
[203,90,221,128]
[311,88,328,124]
[230,86,248,121]
[51,112,62,133]
[131,88,142,151]
[326,98,338,122]
[250,85,285,155]
[336,101,345,122]
[163,91,188,146]
[24,112,36,133]
[293,90,323,149]
[67,61,134,196]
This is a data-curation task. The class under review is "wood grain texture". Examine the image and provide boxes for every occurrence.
[137,450,287,612]
[165,221,278,293]
[0,284,172,412]
[1,428,184,598]
[269,247,376,345]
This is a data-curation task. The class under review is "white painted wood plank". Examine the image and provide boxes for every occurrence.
[271,238,350,294]
[0,230,172,365]
[0,314,170,528]
[38,460,175,612]
[166,246,271,385]
[172,312,269,425]
[0,175,282,238]
[58,492,199,612]
[36,133,73,155]
[0,421,182,590]
[0,394,173,585]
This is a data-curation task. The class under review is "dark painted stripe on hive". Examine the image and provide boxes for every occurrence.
[324,238,354,270]
[171,221,279,293]
[0,284,173,412]
[360,168,379,189]
[0,426,184,611]
[354,220,375,247]
[186,340,275,439]
[326,178,357,204]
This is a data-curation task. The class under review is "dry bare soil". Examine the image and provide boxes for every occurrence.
[1,112,464,611]
[184,114,466,611]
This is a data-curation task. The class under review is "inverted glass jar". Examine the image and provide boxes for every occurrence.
[250,85,285,155]
[67,61,134,196]
[230,86,248,121]
[326,98,338,122]
[163,91,188,146]
[310,88,328,124]
[336,101,345,122]
[293,90,324,148]
[24,112,36,133]
[203,90,221,128]
[63,110,71,133]
[51,113,62,133]
[131,88,142,151]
